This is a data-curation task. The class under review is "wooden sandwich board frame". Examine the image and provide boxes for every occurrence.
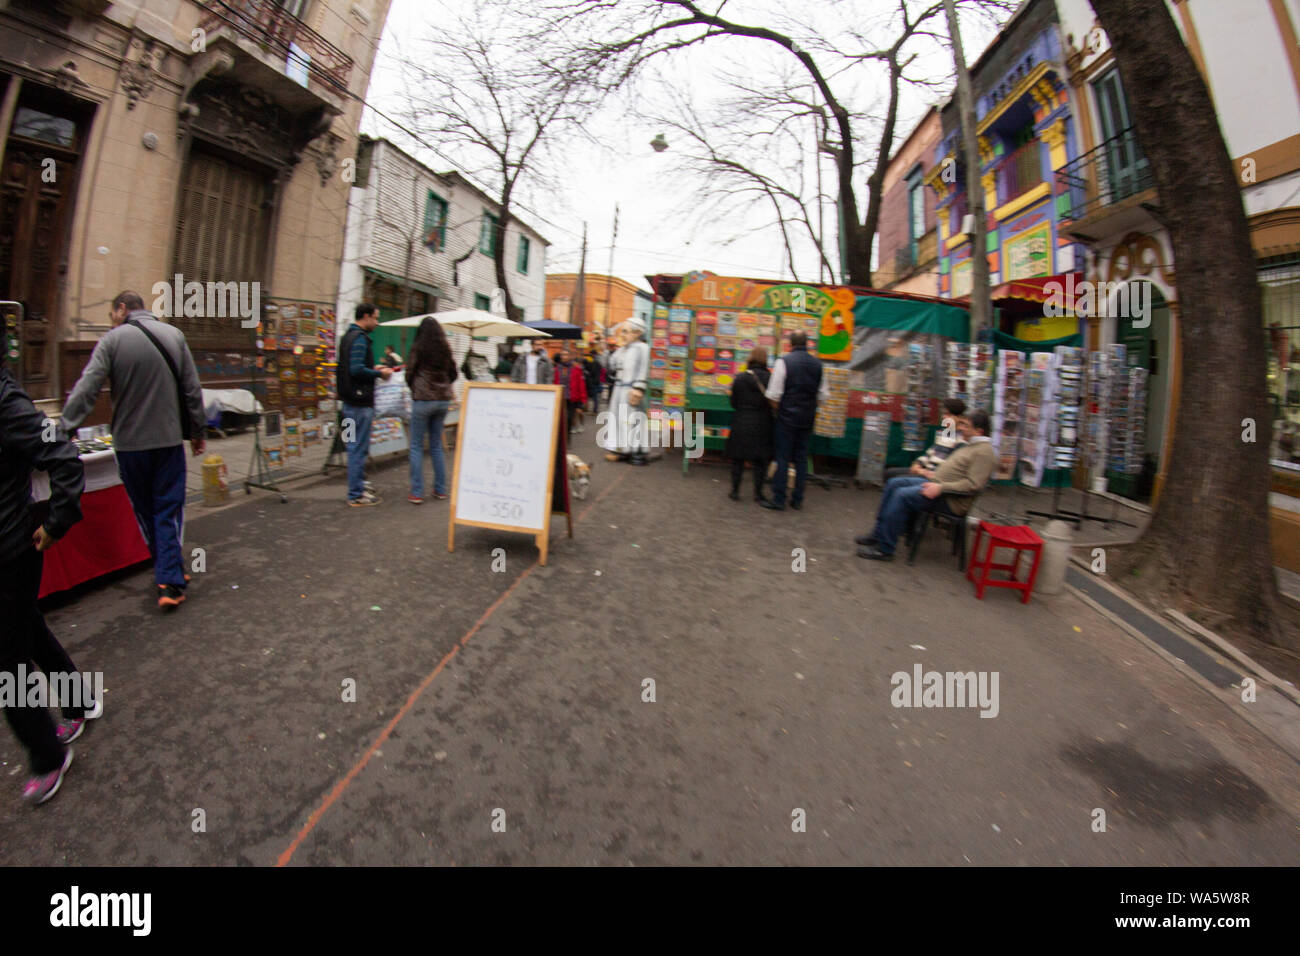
[447,382,573,566]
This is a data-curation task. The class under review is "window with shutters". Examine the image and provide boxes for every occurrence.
[516,235,530,273]
[479,212,499,256]
[171,146,274,348]
[423,191,448,252]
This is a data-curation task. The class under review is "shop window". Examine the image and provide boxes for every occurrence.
[1265,261,1300,465]
[373,281,400,311]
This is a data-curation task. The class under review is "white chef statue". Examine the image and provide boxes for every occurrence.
[605,316,650,465]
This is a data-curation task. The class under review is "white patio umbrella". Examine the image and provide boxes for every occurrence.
[380,308,550,337]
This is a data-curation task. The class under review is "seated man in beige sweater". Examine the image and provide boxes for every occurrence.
[858,409,996,561]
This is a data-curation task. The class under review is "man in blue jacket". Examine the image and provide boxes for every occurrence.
[762,331,829,511]
[0,354,91,804]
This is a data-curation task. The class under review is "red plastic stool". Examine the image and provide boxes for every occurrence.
[966,521,1044,603]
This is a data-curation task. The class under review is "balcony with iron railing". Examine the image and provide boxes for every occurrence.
[198,0,355,94]
[998,140,1044,207]
[1057,127,1155,225]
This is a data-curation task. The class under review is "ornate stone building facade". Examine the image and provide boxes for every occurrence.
[0,0,391,402]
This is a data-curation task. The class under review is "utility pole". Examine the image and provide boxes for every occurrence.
[813,81,825,286]
[605,203,619,332]
[944,0,990,332]
[573,221,588,338]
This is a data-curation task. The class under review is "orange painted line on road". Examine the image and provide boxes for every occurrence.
[276,466,631,865]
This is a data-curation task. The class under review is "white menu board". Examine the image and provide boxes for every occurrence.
[453,384,561,531]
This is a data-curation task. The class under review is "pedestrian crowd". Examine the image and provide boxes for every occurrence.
[1,293,994,808]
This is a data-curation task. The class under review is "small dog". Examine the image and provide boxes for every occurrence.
[567,453,591,500]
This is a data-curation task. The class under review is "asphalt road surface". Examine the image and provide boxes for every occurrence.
[3,429,1298,865]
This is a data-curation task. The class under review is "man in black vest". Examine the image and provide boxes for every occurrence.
[336,303,393,506]
[761,330,828,511]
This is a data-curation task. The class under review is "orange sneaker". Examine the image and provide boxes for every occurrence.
[157,584,186,609]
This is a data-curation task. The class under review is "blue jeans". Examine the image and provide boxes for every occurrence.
[341,403,375,500]
[116,445,188,587]
[769,423,812,507]
[870,480,955,555]
[874,476,926,521]
[409,399,450,497]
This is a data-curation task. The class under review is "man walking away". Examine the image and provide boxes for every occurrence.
[1,352,90,803]
[62,290,206,610]
[336,303,393,507]
[762,330,828,511]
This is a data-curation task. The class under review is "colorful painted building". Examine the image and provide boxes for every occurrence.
[926,0,1084,344]
[874,107,942,295]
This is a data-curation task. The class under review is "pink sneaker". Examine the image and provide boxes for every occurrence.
[22,748,72,805]
[55,717,85,744]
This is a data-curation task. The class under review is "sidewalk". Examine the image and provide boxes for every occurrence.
[5,429,1298,865]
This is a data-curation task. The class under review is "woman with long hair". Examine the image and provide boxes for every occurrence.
[405,316,459,503]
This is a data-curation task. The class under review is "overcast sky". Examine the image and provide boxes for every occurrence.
[361,0,1009,293]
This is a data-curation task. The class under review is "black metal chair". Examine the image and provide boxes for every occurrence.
[906,492,977,571]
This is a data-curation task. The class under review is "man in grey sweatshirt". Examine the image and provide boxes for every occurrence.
[61,291,207,609]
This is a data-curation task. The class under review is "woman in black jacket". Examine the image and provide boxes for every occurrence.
[726,347,773,502]
[0,357,90,804]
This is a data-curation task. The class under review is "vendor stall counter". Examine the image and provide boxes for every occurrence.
[32,448,149,598]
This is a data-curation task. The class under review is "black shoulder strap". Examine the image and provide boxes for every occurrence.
[128,319,192,440]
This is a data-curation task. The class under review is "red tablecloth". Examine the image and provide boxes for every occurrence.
[39,484,150,598]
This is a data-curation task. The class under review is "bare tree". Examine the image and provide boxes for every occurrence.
[544,0,1014,286]
[396,7,599,320]
[1088,0,1298,652]
[644,79,840,283]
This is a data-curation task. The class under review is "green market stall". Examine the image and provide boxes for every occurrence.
[644,274,972,476]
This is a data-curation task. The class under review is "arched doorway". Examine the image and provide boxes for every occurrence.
[1114,280,1172,500]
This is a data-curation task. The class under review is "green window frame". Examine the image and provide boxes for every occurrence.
[479,212,500,256]
[517,235,531,274]
[423,191,448,252]
[474,293,491,312]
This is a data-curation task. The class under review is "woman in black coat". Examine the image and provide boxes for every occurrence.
[726,347,774,502]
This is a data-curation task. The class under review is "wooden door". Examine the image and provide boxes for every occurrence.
[0,102,83,397]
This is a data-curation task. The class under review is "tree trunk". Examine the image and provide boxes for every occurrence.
[1089,0,1291,649]
[495,183,520,322]
[858,57,904,291]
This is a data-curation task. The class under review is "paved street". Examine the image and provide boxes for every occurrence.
[3,428,1298,866]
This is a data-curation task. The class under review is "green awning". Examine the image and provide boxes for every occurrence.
[853,295,972,342]
[362,266,441,300]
